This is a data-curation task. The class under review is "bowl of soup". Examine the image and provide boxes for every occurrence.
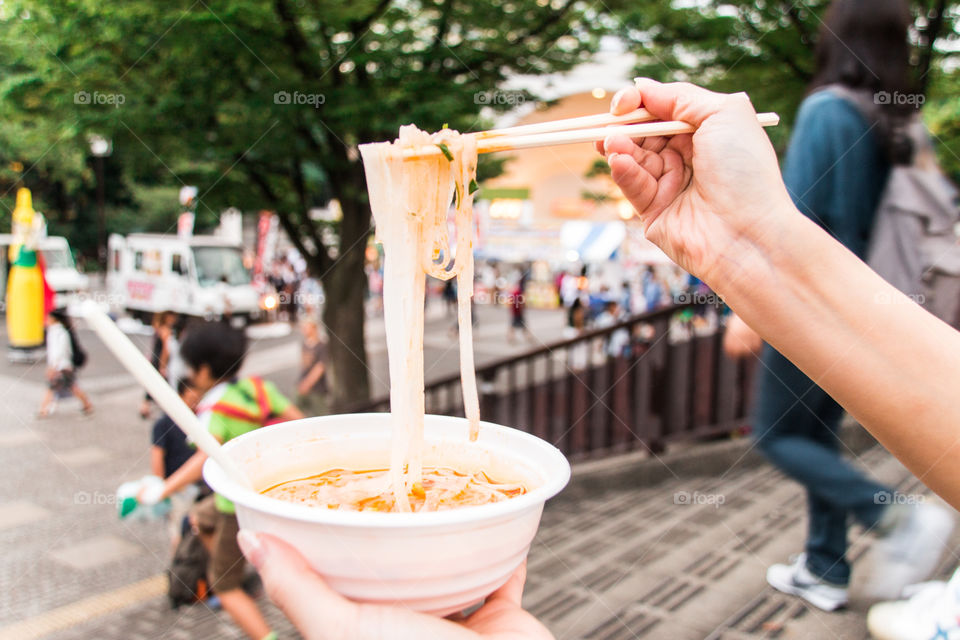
[202,413,571,616]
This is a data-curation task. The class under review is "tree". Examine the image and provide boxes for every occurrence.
[1,0,628,408]
[615,0,959,154]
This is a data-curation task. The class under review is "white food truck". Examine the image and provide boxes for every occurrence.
[107,233,263,325]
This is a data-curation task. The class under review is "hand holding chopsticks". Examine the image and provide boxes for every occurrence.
[402,106,779,159]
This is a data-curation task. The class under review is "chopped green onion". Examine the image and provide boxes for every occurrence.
[437,142,454,161]
[468,179,479,195]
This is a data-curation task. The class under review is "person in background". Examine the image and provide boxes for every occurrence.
[724,0,952,612]
[297,318,329,417]
[38,309,93,418]
[507,272,534,344]
[441,279,457,317]
[642,266,663,312]
[140,311,174,419]
[164,314,187,388]
[142,321,304,640]
[596,300,630,358]
[150,378,203,549]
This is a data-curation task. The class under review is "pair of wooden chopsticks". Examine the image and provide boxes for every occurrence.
[402,108,780,159]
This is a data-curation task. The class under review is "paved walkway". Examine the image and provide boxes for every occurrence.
[0,365,956,639]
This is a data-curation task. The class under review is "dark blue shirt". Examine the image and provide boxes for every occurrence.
[151,415,194,479]
[782,91,890,257]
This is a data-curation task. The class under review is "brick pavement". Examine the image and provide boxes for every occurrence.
[1,368,956,640]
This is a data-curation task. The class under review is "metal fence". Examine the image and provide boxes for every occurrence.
[347,304,756,461]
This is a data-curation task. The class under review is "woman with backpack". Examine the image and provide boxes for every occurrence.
[38,308,93,417]
[722,0,953,612]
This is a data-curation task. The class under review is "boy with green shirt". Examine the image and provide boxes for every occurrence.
[148,322,303,640]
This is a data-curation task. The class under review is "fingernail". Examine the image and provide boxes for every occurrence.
[610,90,624,112]
[607,152,620,167]
[633,77,652,86]
[237,530,264,568]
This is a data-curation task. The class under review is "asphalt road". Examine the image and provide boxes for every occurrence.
[0,301,569,407]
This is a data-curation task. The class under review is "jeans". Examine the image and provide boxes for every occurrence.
[752,345,890,585]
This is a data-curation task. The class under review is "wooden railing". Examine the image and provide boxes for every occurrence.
[346,304,756,461]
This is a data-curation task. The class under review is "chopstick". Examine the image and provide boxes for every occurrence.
[476,108,656,139]
[402,112,780,159]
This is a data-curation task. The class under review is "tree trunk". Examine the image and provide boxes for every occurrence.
[321,242,370,410]
[321,161,373,411]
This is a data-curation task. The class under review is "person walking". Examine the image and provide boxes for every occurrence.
[297,318,329,416]
[38,309,93,418]
[724,0,953,610]
[139,311,173,419]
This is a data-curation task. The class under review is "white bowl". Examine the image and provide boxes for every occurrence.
[202,413,571,616]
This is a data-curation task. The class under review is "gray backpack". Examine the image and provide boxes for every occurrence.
[827,85,960,328]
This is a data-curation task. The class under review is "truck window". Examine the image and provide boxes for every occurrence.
[171,253,186,276]
[192,246,251,287]
[134,251,144,271]
[39,246,74,269]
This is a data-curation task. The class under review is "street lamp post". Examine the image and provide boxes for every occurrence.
[88,135,112,270]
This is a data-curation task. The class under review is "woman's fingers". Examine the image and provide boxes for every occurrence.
[608,152,657,215]
[609,86,641,115]
[634,78,731,127]
[487,562,527,607]
[239,531,356,638]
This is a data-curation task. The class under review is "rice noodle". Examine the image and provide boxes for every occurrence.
[358,126,482,512]
[262,467,527,512]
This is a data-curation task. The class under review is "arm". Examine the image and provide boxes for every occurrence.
[159,449,208,500]
[150,446,165,478]
[279,404,305,421]
[297,362,325,396]
[603,80,960,509]
[718,210,960,507]
[722,313,763,359]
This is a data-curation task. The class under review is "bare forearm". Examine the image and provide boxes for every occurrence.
[161,451,207,499]
[711,209,960,507]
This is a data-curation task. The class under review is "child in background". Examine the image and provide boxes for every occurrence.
[141,321,303,640]
[150,378,202,548]
[38,309,93,418]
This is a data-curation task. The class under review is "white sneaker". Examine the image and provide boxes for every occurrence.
[867,569,960,640]
[766,553,849,611]
[865,503,956,601]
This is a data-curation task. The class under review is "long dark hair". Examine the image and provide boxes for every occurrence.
[808,0,916,163]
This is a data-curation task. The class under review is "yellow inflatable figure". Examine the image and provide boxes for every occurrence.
[6,188,45,357]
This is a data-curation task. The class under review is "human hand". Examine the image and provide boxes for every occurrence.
[722,313,764,359]
[598,79,795,286]
[237,530,554,640]
[135,476,166,506]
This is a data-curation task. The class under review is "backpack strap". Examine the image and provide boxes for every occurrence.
[208,401,262,425]
[248,376,271,423]
[206,378,272,426]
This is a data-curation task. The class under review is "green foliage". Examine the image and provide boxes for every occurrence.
[925,69,960,182]
[615,0,959,158]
